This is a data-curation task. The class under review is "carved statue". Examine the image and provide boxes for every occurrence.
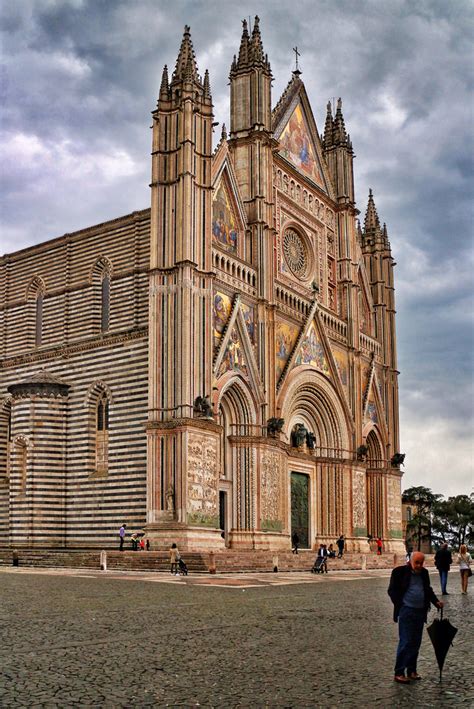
[292,423,308,448]
[267,417,285,436]
[306,431,316,450]
[193,395,213,418]
[356,444,368,461]
[166,484,175,512]
[391,452,406,467]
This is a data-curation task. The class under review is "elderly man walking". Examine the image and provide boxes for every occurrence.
[388,552,443,683]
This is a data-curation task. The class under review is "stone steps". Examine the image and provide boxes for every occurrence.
[0,547,434,573]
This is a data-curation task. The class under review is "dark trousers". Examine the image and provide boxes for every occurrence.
[438,569,448,594]
[394,605,425,676]
[119,537,124,551]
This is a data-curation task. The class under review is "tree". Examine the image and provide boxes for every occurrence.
[402,486,442,552]
[431,494,474,550]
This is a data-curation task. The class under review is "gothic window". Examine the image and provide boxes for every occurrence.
[96,392,109,473]
[35,291,43,346]
[26,276,46,349]
[0,400,12,479]
[90,257,113,334]
[101,274,110,332]
[13,438,28,495]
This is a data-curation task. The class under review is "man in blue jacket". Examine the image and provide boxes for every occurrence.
[388,552,443,683]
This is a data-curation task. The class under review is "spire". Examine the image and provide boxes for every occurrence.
[357,219,363,243]
[323,101,334,149]
[237,19,250,67]
[230,16,271,76]
[364,189,381,234]
[172,25,199,84]
[250,15,264,63]
[159,64,169,100]
[333,97,348,145]
[203,69,211,98]
[221,123,227,140]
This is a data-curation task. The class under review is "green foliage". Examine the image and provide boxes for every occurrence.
[432,494,474,550]
[402,486,442,551]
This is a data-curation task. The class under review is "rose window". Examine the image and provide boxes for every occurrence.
[283,229,308,278]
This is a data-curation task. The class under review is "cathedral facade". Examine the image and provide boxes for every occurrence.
[0,19,404,552]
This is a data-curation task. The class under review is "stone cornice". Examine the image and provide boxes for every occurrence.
[1,328,148,369]
[1,209,150,263]
[146,418,222,434]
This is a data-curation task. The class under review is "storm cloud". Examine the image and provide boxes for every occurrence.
[1,0,472,496]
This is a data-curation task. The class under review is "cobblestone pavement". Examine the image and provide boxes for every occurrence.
[0,567,471,707]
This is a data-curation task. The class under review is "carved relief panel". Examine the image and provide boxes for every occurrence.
[352,468,367,534]
[187,433,219,528]
[260,449,283,532]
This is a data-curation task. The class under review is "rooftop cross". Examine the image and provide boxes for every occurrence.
[293,46,301,74]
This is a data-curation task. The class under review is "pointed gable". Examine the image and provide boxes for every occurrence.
[273,76,333,196]
[278,103,325,188]
[212,177,240,253]
[294,321,330,376]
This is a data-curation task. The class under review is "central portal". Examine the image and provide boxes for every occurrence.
[291,472,310,549]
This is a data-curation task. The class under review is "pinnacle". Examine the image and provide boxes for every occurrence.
[172,25,199,84]
[323,100,334,149]
[203,69,211,98]
[333,97,347,144]
[159,64,169,100]
[231,15,271,75]
[364,189,381,233]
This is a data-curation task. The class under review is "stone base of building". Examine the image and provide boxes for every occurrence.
[229,530,290,551]
[144,523,226,551]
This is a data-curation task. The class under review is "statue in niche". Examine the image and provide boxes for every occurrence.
[166,484,175,512]
[193,395,213,418]
[391,452,405,467]
[292,423,308,448]
[306,431,316,450]
[356,444,368,462]
[267,418,284,436]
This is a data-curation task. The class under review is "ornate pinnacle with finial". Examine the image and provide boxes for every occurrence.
[221,123,227,140]
[159,64,169,100]
[364,189,381,234]
[203,69,211,98]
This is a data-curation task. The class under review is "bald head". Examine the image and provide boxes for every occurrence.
[410,551,425,573]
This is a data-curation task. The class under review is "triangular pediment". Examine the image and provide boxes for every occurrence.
[273,79,333,197]
[363,371,388,440]
[276,303,354,427]
[214,295,264,402]
[211,160,246,255]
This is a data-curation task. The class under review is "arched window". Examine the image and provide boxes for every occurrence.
[35,291,43,346]
[90,257,113,334]
[101,274,110,332]
[26,276,46,349]
[0,399,12,479]
[96,391,109,473]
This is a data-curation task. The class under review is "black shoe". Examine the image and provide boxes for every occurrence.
[442,592,449,595]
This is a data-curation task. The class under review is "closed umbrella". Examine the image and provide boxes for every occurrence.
[427,608,458,681]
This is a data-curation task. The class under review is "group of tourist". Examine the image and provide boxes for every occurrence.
[118,524,150,552]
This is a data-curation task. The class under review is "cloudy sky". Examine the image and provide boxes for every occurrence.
[1,0,472,497]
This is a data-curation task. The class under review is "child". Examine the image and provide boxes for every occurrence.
[170,543,180,575]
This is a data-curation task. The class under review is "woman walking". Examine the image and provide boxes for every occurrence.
[458,544,472,594]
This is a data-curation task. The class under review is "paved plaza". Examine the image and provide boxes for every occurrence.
[0,567,472,707]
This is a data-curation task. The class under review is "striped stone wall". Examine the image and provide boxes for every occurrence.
[0,209,151,547]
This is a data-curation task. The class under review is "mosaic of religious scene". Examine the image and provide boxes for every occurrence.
[275,319,300,381]
[279,104,324,187]
[366,397,378,424]
[213,292,232,350]
[212,179,238,252]
[295,323,330,375]
[332,348,348,389]
[218,327,248,378]
[240,302,256,347]
[361,364,371,398]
